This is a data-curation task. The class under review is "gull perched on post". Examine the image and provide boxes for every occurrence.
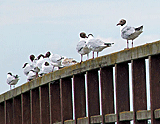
[116,19,143,48]
[76,32,91,62]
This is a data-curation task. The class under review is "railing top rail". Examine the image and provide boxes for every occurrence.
[0,40,160,102]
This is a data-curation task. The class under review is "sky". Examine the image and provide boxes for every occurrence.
[0,0,160,97]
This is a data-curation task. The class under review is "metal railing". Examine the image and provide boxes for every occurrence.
[1,40,160,124]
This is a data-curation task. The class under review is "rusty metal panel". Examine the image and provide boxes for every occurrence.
[149,55,160,124]
[40,84,50,124]
[115,63,130,124]
[6,99,13,124]
[73,74,86,122]
[87,69,100,123]
[13,95,22,124]
[0,102,5,124]
[132,59,147,124]
[31,88,40,124]
[50,81,61,123]
[22,91,31,124]
[60,78,73,123]
[100,67,114,124]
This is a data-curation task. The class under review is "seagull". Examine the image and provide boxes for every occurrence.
[27,70,37,81]
[61,57,77,67]
[30,54,37,68]
[7,72,20,89]
[36,54,45,70]
[29,54,40,77]
[39,62,54,76]
[22,62,33,76]
[87,34,114,58]
[76,32,91,62]
[116,19,143,48]
[45,51,64,68]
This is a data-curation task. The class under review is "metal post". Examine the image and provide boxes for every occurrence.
[100,67,114,124]
[132,59,147,124]
[115,63,130,124]
[87,69,100,124]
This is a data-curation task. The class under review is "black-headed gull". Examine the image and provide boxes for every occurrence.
[45,51,64,68]
[7,72,20,89]
[76,32,91,62]
[27,70,37,81]
[36,54,45,70]
[29,54,40,77]
[39,62,54,76]
[22,62,33,76]
[117,19,143,48]
[87,34,114,58]
[30,54,37,67]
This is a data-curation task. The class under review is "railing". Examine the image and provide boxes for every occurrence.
[1,40,160,124]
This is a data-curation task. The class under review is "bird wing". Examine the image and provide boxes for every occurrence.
[76,40,86,52]
[121,26,135,39]
[7,76,15,84]
[88,38,106,49]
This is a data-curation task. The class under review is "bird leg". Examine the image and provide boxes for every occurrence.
[127,40,129,49]
[132,40,133,48]
[97,52,99,57]
[10,85,11,90]
[87,54,89,60]
[81,55,83,62]
[36,72,38,78]
[93,52,94,59]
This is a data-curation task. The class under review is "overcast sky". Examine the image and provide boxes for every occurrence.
[0,0,160,94]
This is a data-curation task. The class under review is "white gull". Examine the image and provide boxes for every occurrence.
[87,34,114,58]
[7,72,20,89]
[76,32,91,62]
[117,19,143,48]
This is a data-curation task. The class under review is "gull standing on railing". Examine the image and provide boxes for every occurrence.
[7,72,20,89]
[116,19,143,48]
[87,34,114,58]
[76,32,91,62]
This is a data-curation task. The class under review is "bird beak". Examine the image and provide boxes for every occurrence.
[116,23,120,26]
[85,36,88,38]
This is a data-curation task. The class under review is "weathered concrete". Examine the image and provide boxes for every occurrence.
[64,119,75,124]
[136,110,151,120]
[154,109,160,119]
[119,111,133,121]
[105,113,117,123]
[90,115,103,123]
[77,117,88,124]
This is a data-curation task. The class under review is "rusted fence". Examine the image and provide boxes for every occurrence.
[1,40,160,124]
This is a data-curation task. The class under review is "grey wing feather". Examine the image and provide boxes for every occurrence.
[76,40,86,52]
[7,76,15,84]
[121,26,135,39]
[88,39,105,48]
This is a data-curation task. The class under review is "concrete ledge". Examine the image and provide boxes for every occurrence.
[91,115,103,123]
[105,113,117,123]
[0,94,5,103]
[21,82,30,93]
[137,110,151,120]
[4,89,15,101]
[119,111,133,121]
[154,108,160,119]
[64,119,75,124]
[77,117,88,124]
